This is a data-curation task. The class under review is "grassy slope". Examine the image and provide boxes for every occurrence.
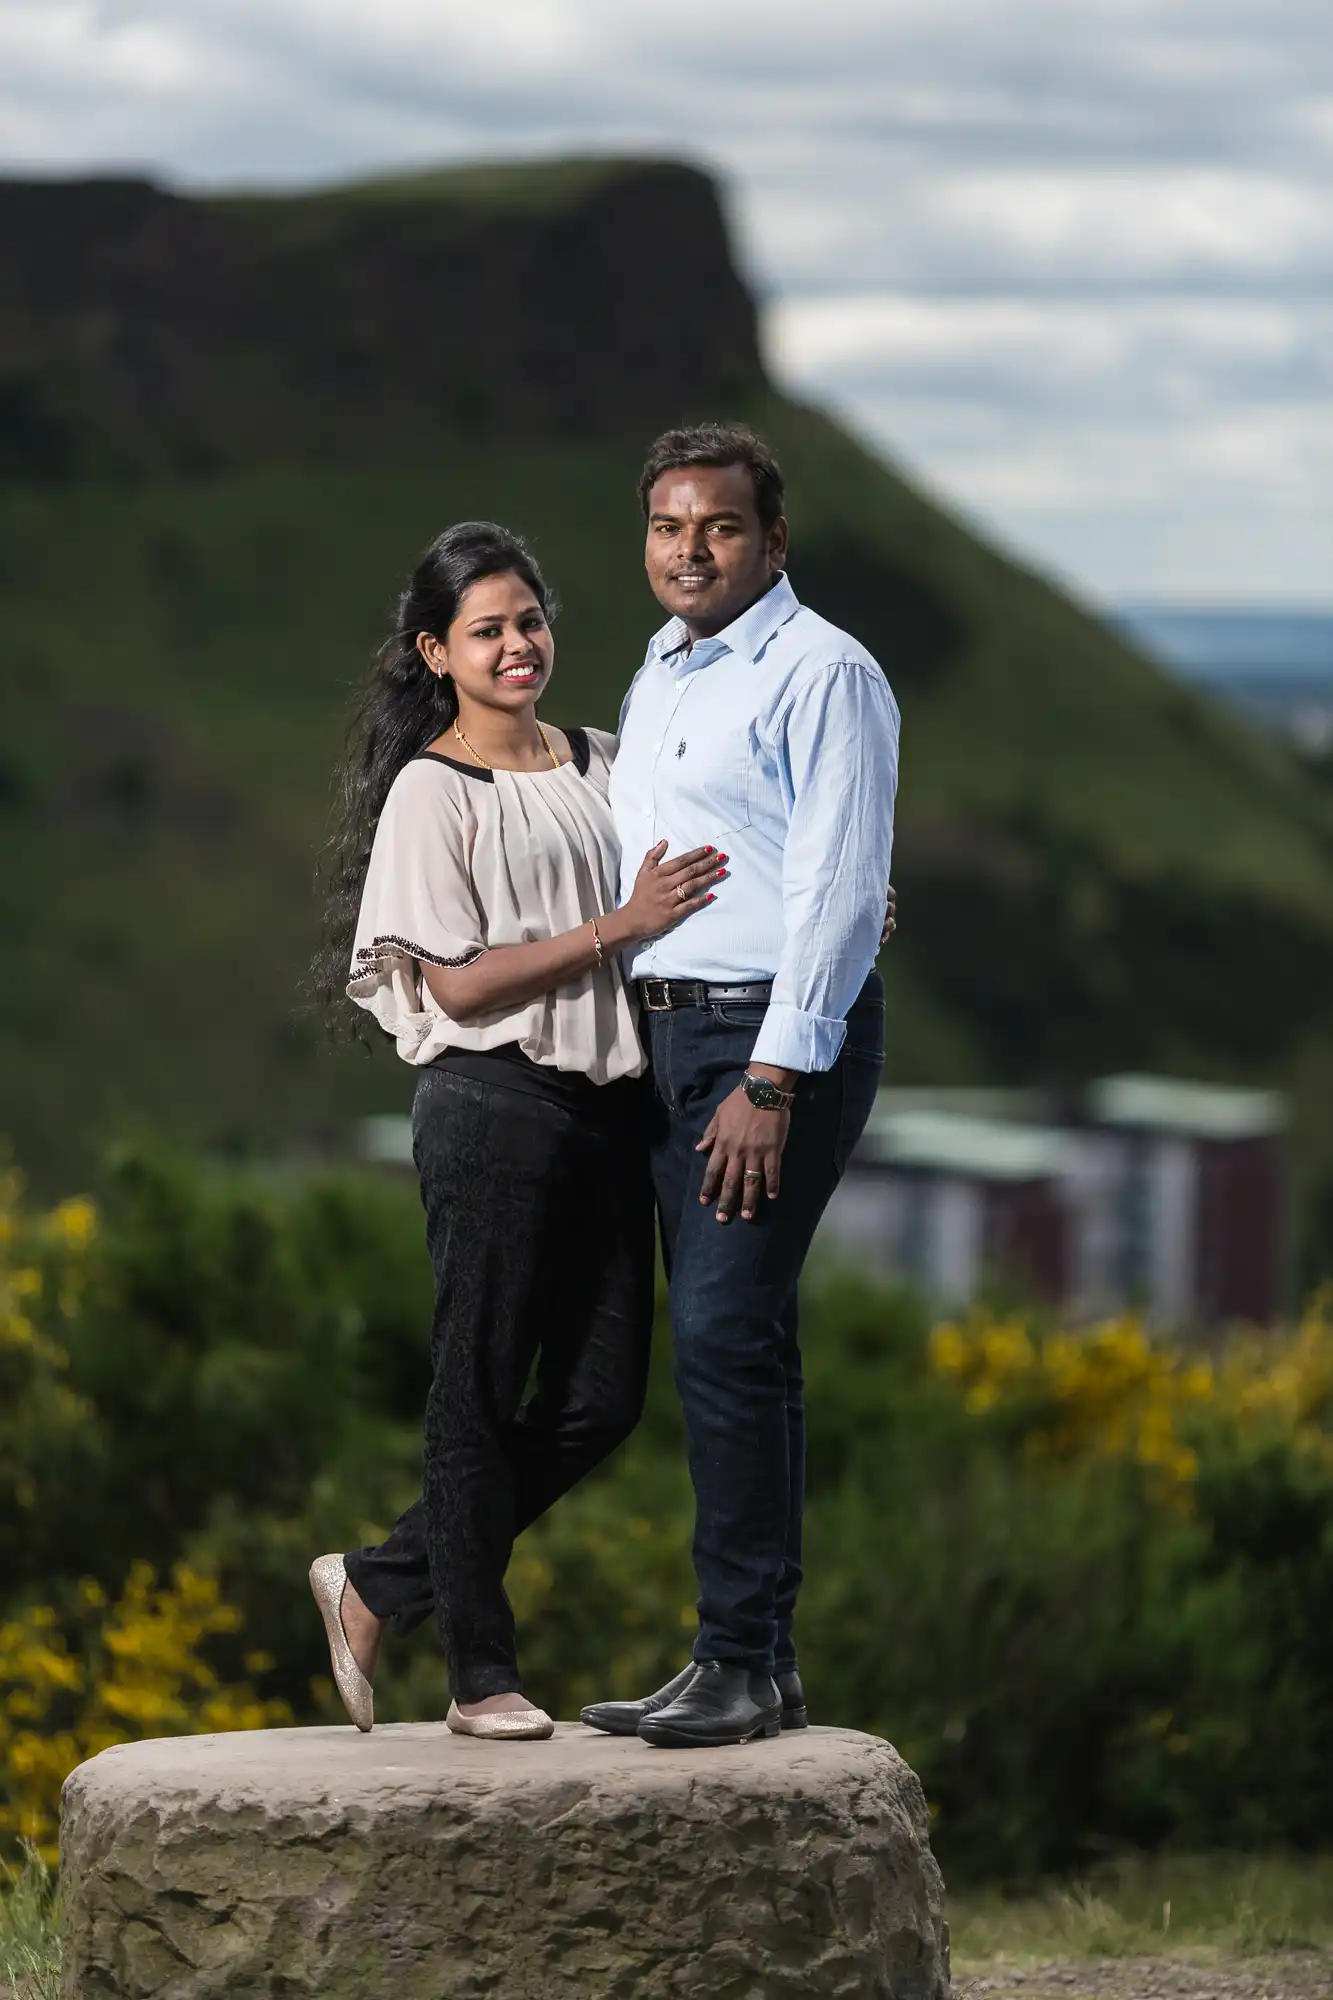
[950,1849,1333,1967]
[217,156,643,219]
[4,387,1333,1199]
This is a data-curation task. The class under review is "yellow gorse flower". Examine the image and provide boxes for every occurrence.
[45,1196,97,1250]
[0,1168,97,1361]
[933,1309,1199,1485]
[1216,1288,1333,1441]
[0,1164,291,1864]
[930,1298,1333,1492]
[0,1565,291,1865]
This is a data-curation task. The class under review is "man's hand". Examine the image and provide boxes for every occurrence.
[696,1065,797,1222]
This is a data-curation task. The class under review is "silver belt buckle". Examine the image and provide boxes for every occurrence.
[641,978,673,1013]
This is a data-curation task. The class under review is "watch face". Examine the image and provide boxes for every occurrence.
[744,1075,785,1110]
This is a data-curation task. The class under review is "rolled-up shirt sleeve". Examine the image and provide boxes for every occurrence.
[749,659,899,1073]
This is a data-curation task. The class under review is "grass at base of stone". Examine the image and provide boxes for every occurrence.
[948,1851,1333,1967]
[0,1849,59,2000]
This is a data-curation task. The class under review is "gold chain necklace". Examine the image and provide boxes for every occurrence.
[453,720,560,772]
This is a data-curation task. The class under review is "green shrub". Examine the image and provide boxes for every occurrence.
[0,1150,428,1720]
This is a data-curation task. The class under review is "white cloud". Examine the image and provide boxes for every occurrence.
[770,285,1331,595]
[928,171,1327,278]
[771,295,1324,399]
[0,0,1328,601]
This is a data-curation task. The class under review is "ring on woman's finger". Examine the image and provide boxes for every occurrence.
[677,883,689,901]
[743,1169,761,1180]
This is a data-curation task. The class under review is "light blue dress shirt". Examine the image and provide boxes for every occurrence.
[608,573,900,1073]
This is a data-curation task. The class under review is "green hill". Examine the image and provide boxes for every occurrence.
[3,159,1333,1267]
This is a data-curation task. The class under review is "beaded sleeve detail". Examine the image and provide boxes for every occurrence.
[355,935,486,972]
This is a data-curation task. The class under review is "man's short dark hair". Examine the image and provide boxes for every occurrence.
[638,423,786,531]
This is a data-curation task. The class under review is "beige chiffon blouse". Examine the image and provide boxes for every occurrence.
[347,726,645,1084]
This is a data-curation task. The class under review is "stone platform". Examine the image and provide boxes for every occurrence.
[60,1721,950,1999]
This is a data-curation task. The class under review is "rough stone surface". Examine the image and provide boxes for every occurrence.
[60,1722,950,1999]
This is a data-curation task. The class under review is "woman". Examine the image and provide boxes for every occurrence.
[308,522,724,1740]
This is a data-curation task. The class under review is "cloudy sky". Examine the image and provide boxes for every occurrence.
[2,0,1329,608]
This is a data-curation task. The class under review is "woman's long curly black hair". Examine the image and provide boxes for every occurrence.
[311,521,557,1034]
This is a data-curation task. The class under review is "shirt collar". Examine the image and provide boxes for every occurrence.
[651,572,799,671]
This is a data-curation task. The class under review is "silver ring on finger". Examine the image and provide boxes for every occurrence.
[743,1169,761,1181]
[677,883,689,902]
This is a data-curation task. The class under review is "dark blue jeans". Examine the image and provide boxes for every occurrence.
[645,972,885,1674]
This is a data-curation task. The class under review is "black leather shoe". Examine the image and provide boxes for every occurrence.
[583,1662,808,1736]
[580,1662,698,1736]
[637,1661,782,1748]
[776,1668,808,1730]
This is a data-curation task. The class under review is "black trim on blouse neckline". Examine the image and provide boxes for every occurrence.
[413,750,493,783]
[413,725,590,784]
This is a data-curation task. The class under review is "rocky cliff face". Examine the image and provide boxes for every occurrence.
[0,160,764,476]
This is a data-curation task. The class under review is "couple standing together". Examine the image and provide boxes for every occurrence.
[310,422,899,1748]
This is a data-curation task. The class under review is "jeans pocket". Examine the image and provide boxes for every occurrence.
[845,1001,886,1067]
[711,1001,769,1030]
[833,1046,882,1177]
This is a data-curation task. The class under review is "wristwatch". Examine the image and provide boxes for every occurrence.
[742,1072,796,1112]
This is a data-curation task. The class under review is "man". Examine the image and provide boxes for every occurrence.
[582,422,899,1749]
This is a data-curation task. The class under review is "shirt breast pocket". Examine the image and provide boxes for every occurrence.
[684,728,753,834]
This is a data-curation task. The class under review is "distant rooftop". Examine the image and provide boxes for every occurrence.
[1089,1074,1286,1140]
[869,1086,1052,1124]
[357,1115,415,1168]
[854,1073,1287,1181]
[859,1110,1070,1182]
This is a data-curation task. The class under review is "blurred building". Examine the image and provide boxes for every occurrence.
[357,1071,1288,1329]
[819,1074,1287,1329]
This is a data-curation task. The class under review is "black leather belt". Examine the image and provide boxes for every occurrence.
[637,978,773,1013]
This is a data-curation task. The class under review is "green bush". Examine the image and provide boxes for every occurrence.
[0,1151,430,1718]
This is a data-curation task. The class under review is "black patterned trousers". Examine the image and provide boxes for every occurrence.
[344,1064,655,1701]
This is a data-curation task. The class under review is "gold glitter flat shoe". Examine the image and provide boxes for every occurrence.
[446,1699,554,1741]
[309,1553,374,1733]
